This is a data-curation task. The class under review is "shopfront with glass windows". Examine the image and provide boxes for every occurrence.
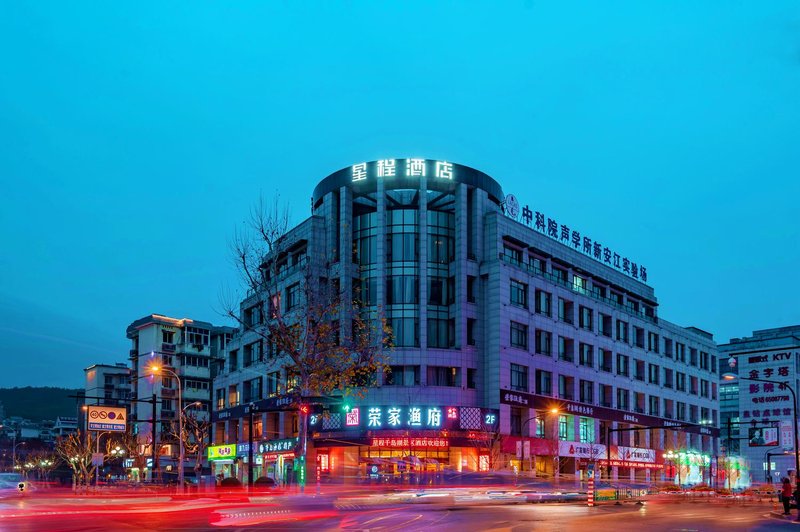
[309,404,500,484]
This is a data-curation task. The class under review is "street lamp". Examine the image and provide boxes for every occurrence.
[150,365,185,494]
[12,439,26,472]
[519,408,560,477]
[725,355,800,521]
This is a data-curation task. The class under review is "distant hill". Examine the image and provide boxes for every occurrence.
[0,387,82,422]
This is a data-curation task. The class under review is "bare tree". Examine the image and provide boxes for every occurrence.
[54,431,117,492]
[222,195,392,491]
[165,411,211,484]
[116,429,149,482]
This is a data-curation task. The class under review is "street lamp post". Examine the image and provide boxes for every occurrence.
[12,438,26,472]
[725,356,800,521]
[150,365,185,494]
[519,408,560,478]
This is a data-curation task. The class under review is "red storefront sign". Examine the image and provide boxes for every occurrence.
[370,437,449,448]
[501,436,558,456]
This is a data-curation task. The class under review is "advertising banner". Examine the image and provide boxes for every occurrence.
[748,427,779,447]
[558,441,606,459]
[615,446,656,463]
[207,444,236,460]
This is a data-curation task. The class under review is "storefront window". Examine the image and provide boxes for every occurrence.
[535,418,545,438]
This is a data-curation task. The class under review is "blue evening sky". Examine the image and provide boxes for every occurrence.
[1,2,798,388]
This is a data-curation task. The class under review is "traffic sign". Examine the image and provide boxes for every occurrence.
[91,453,104,466]
[87,405,127,432]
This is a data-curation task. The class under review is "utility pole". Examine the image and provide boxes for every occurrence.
[248,403,255,489]
[152,393,158,482]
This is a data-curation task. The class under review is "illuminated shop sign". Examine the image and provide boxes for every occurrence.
[739,351,799,428]
[311,405,500,432]
[370,437,449,448]
[503,193,648,284]
[615,446,656,463]
[600,459,663,470]
[351,158,454,182]
[258,438,298,454]
[500,389,719,437]
[207,444,236,461]
[558,441,606,459]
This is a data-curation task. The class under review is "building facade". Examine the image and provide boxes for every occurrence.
[720,325,800,484]
[212,158,720,486]
[127,314,234,478]
[84,363,132,408]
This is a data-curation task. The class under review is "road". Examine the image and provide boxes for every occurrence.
[0,491,794,531]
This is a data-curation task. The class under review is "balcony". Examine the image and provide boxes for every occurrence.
[162,343,176,353]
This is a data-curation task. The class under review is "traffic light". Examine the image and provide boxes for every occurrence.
[341,401,351,413]
[299,404,310,415]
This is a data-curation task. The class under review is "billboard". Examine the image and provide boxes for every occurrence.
[748,427,779,447]
[87,405,127,432]
[207,444,236,461]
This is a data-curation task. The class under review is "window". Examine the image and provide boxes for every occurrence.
[185,379,209,392]
[510,279,528,308]
[649,395,660,416]
[503,245,522,265]
[700,351,710,370]
[676,372,686,392]
[467,368,477,389]
[579,306,593,331]
[228,385,239,408]
[552,267,567,285]
[535,418,545,438]
[186,327,210,346]
[243,377,263,404]
[558,415,570,440]
[535,329,552,356]
[634,327,645,348]
[634,359,645,381]
[510,407,523,436]
[599,384,612,407]
[162,330,175,344]
[664,338,674,358]
[579,343,593,367]
[712,382,717,400]
[573,275,588,294]
[467,275,477,303]
[648,332,659,353]
[535,370,552,395]
[427,366,459,387]
[510,363,529,392]
[616,354,629,377]
[388,275,419,304]
[598,313,612,337]
[243,342,259,367]
[286,283,299,311]
[558,375,574,400]
[386,365,421,386]
[535,289,552,317]
[579,380,594,404]
[356,235,377,265]
[677,401,686,421]
[663,368,674,389]
[184,355,209,367]
[387,232,418,262]
[510,321,528,349]
[267,371,280,396]
[617,388,629,410]
[690,376,699,395]
[634,392,645,413]
[529,256,545,273]
[689,348,698,366]
[616,320,629,342]
[711,355,717,373]
[579,417,594,442]
[675,342,686,362]
[599,349,612,372]
[700,379,709,398]
[467,319,476,346]
[558,298,574,324]
[557,337,573,362]
[648,364,660,385]
[427,276,452,306]
[244,305,261,327]
[427,318,452,348]
[215,388,225,410]
[390,317,419,347]
[228,350,238,372]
